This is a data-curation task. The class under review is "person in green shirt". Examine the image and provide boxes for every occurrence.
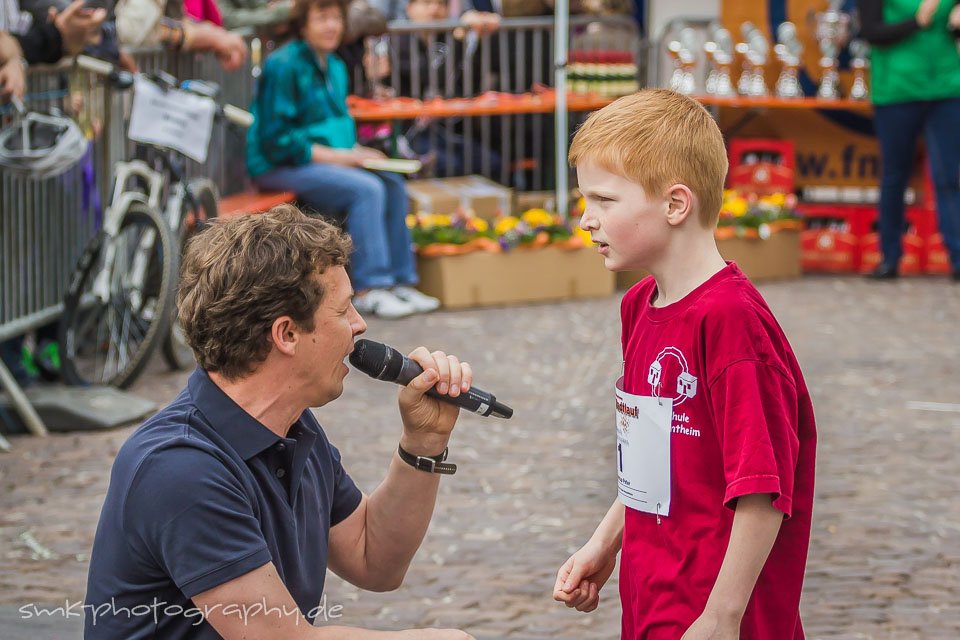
[861,0,960,281]
[247,0,440,318]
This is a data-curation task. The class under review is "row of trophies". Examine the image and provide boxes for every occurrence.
[667,6,869,101]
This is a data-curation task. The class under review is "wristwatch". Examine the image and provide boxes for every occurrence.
[397,444,457,475]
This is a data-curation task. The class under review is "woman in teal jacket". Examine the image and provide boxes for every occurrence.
[247,0,440,318]
[861,0,960,280]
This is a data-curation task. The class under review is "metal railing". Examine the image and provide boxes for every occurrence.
[0,15,643,440]
[360,14,643,189]
[0,49,260,439]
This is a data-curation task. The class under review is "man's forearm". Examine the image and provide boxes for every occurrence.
[361,449,445,588]
[703,493,783,621]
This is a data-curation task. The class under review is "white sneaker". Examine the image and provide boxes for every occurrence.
[392,286,441,313]
[353,289,416,319]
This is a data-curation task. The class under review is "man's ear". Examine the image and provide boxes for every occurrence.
[665,184,695,227]
[270,316,299,357]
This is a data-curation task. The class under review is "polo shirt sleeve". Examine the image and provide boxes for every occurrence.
[122,446,273,598]
[709,359,800,518]
[327,442,363,527]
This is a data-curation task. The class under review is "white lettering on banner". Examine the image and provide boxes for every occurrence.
[128,76,217,163]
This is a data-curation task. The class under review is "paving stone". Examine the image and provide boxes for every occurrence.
[1,276,959,638]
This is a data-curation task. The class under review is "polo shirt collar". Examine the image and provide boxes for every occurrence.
[188,368,281,460]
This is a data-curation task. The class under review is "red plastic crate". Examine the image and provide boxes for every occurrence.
[727,138,795,195]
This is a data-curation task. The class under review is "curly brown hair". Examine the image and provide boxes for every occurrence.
[288,0,347,38]
[177,204,353,381]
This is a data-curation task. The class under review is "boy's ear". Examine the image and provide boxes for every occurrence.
[665,184,694,227]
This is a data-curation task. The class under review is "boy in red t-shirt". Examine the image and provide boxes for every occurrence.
[553,89,817,640]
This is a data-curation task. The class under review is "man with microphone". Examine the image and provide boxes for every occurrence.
[84,204,475,639]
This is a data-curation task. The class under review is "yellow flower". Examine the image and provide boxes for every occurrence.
[468,217,489,233]
[577,197,586,215]
[762,193,786,208]
[521,208,555,227]
[494,216,520,236]
[726,197,749,218]
[406,214,418,229]
[422,214,453,228]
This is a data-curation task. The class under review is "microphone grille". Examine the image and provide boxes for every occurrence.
[349,339,387,376]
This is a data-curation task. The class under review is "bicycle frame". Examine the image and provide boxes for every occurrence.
[89,160,163,309]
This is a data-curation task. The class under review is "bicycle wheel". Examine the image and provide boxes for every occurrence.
[59,203,176,389]
[162,178,219,370]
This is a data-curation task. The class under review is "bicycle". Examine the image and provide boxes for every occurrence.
[58,56,251,388]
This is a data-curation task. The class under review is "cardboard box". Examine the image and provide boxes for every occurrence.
[617,231,802,287]
[416,246,615,308]
[719,231,802,281]
[515,190,558,213]
[407,175,512,221]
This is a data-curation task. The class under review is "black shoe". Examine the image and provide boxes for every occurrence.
[952,268,960,282]
[868,264,898,280]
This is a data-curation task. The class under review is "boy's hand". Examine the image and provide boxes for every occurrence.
[552,540,617,612]
[680,610,740,640]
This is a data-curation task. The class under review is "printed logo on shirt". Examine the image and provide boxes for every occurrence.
[647,346,699,407]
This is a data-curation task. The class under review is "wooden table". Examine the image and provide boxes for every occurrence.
[349,93,616,122]
[696,95,873,112]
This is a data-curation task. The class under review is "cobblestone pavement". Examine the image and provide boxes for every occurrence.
[1,276,959,639]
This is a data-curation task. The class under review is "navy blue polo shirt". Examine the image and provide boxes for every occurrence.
[84,368,363,639]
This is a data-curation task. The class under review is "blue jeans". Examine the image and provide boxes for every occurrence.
[254,164,418,290]
[874,99,960,270]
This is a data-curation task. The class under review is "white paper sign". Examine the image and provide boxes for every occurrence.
[128,76,216,163]
[616,376,673,517]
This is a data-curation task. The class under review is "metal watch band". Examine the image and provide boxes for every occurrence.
[397,444,457,475]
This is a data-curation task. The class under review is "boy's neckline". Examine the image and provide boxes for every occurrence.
[644,262,741,321]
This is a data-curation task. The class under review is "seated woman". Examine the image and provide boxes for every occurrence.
[246,0,439,318]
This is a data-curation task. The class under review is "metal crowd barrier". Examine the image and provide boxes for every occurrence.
[0,16,642,441]
[0,64,106,438]
[0,49,257,440]
[371,14,643,189]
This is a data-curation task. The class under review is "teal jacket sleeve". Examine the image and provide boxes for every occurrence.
[253,56,314,168]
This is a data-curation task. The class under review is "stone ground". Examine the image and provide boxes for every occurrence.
[1,275,959,639]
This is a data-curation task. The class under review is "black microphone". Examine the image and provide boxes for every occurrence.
[349,339,513,419]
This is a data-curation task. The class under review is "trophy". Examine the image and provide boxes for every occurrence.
[814,3,851,99]
[849,39,870,101]
[774,22,804,98]
[737,22,770,97]
[704,25,737,97]
[667,27,699,95]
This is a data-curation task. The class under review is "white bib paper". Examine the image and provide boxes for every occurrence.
[616,376,672,517]
[128,76,216,163]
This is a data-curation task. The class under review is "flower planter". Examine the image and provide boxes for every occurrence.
[617,230,802,289]
[416,245,615,309]
[718,229,801,281]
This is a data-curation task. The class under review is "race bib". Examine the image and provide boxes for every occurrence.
[616,376,672,517]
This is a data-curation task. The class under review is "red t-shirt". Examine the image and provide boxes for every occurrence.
[618,263,816,640]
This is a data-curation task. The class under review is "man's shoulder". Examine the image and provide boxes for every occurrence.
[113,393,232,496]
